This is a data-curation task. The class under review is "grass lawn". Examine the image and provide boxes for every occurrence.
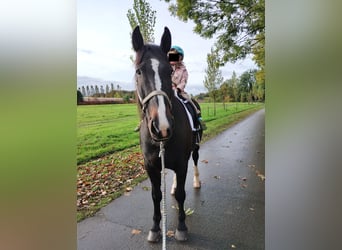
[77,104,140,164]
[77,102,263,164]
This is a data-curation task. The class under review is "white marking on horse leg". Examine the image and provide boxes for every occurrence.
[150,58,169,137]
[170,173,177,195]
[193,165,201,188]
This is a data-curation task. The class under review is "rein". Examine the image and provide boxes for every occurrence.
[159,141,167,250]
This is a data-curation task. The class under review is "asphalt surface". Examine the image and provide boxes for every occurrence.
[78,109,265,250]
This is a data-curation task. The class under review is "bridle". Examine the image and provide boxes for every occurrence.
[139,90,172,113]
[135,61,172,113]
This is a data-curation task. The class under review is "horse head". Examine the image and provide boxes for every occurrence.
[132,26,174,141]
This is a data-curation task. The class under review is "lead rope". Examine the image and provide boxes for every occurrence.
[159,141,167,250]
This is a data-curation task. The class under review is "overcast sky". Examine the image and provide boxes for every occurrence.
[77,0,257,95]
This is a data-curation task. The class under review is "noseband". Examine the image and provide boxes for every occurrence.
[140,90,172,113]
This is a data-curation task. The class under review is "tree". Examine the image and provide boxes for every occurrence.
[81,86,86,97]
[204,48,224,115]
[77,90,83,105]
[100,85,105,96]
[165,0,264,62]
[252,32,265,101]
[127,0,157,43]
[219,80,229,104]
[164,0,265,89]
[225,71,239,102]
[239,69,256,102]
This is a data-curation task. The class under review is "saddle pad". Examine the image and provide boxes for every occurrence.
[174,90,197,131]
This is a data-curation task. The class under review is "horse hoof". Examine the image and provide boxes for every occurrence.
[147,230,161,242]
[193,182,201,189]
[175,229,188,241]
[193,180,201,189]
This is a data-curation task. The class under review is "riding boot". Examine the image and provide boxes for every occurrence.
[198,116,207,130]
[180,91,207,130]
[191,104,206,130]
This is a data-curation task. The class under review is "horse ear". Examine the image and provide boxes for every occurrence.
[132,26,144,52]
[160,27,171,54]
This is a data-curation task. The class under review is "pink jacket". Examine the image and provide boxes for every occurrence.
[171,63,188,92]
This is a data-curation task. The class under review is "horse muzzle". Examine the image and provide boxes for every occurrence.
[148,117,173,142]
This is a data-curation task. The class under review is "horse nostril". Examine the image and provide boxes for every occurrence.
[152,120,160,134]
[166,127,172,137]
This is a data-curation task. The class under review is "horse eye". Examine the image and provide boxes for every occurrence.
[136,69,142,75]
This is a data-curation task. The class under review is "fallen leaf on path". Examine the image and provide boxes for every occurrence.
[167,230,175,237]
[201,159,209,164]
[185,208,194,216]
[172,205,194,216]
[131,229,141,235]
[239,176,247,181]
[257,173,266,181]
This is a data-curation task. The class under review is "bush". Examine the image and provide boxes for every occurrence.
[77,90,83,105]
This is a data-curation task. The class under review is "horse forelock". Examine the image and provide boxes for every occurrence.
[135,45,167,66]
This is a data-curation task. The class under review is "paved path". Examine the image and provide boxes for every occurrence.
[78,109,265,250]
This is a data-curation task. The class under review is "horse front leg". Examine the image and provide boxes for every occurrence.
[170,173,177,195]
[192,144,201,188]
[146,169,162,242]
[174,170,188,241]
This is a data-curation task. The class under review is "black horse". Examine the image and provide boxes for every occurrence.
[132,26,202,242]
